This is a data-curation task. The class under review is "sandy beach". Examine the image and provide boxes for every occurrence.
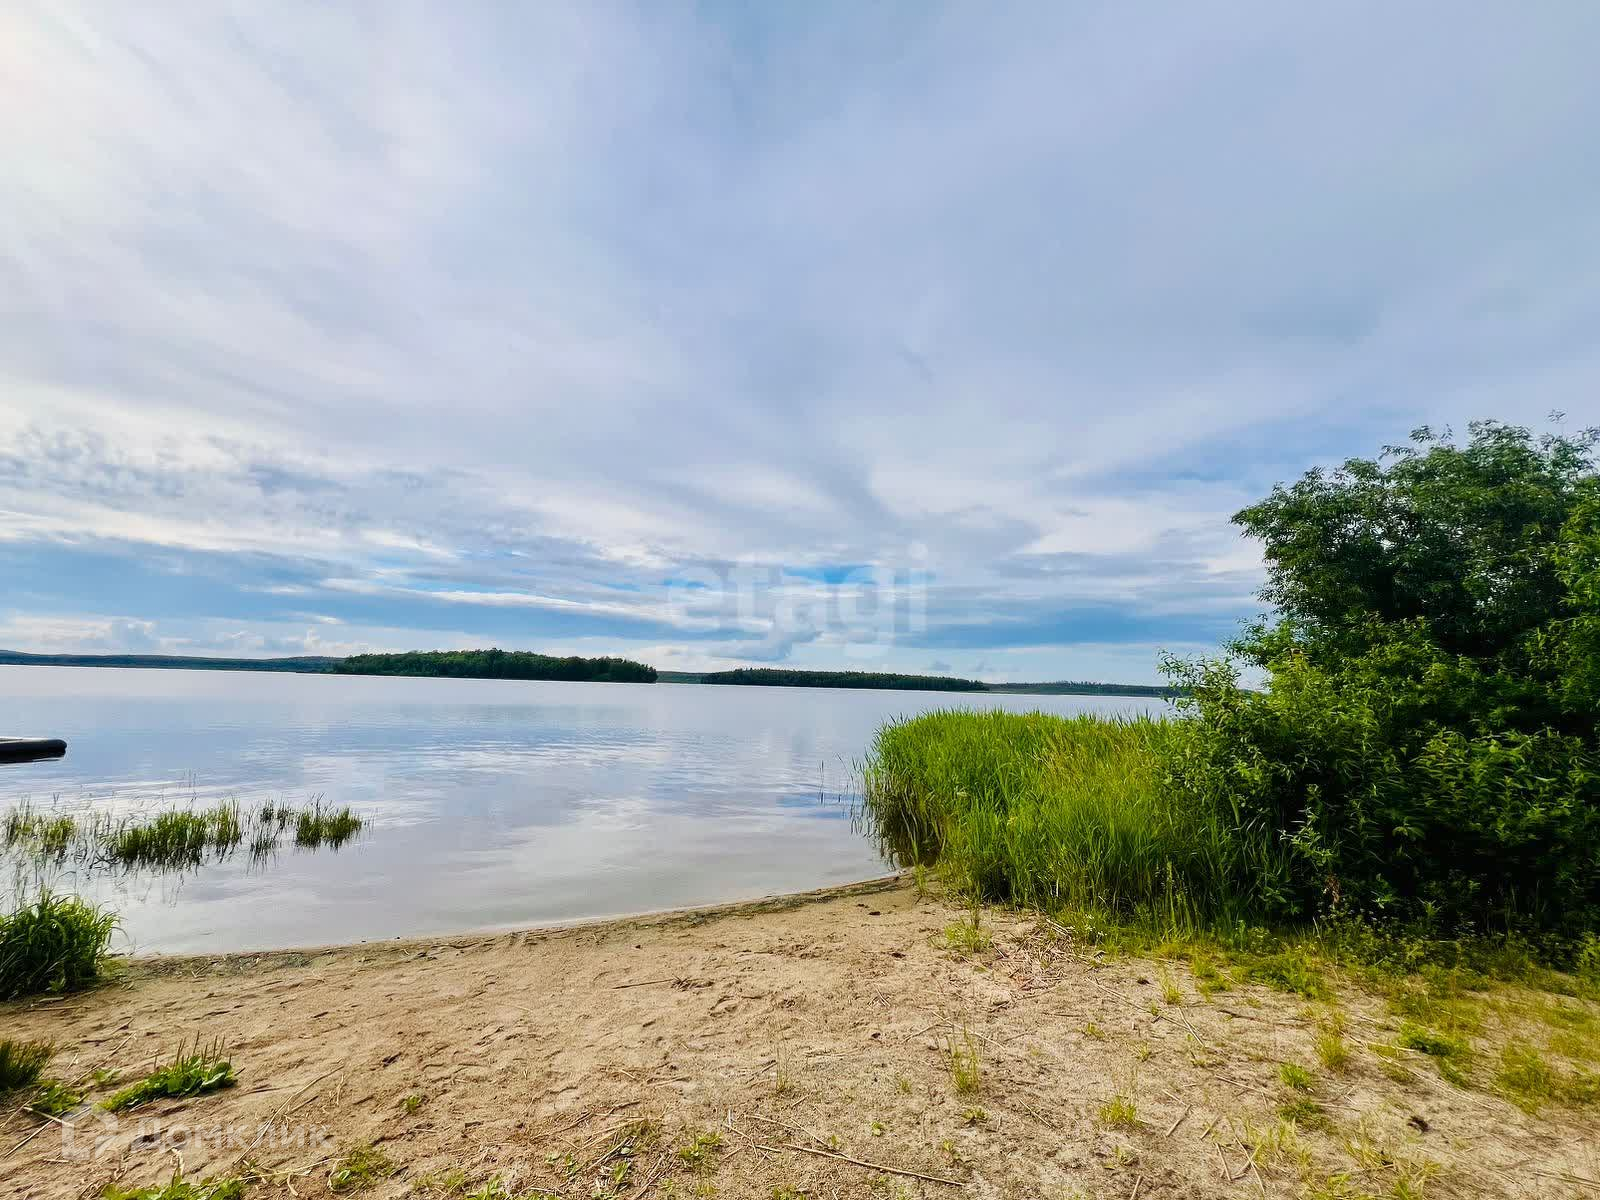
[4,878,1597,1199]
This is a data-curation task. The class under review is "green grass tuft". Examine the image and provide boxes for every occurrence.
[942,907,992,955]
[101,1043,237,1113]
[676,1128,723,1172]
[862,711,1265,931]
[1246,951,1328,1000]
[1278,1062,1316,1091]
[104,1172,245,1200]
[328,1144,396,1193]
[0,890,117,999]
[0,1038,53,1091]
[946,1028,982,1094]
[1396,1022,1471,1085]
[1098,1093,1138,1128]
[1315,1019,1352,1073]
[295,801,362,849]
[1496,1041,1600,1112]
[1276,1096,1330,1130]
[29,1078,84,1116]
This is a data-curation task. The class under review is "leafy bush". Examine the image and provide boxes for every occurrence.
[0,890,118,999]
[1164,421,1600,942]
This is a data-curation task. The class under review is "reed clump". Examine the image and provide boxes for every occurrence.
[108,803,243,868]
[860,710,1276,932]
[2,797,364,872]
[294,801,362,849]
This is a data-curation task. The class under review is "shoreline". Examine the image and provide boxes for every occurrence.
[127,872,908,971]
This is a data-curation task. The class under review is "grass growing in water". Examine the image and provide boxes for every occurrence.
[0,889,117,999]
[2,796,364,872]
[860,710,1278,931]
[3,804,78,859]
[0,1038,53,1091]
[108,803,243,868]
[102,1042,237,1112]
[295,801,362,849]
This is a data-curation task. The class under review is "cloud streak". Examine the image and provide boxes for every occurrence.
[3,3,1597,681]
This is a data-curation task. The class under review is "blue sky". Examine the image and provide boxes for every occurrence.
[2,3,1597,683]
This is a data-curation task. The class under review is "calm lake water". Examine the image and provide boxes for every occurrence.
[0,666,1166,954]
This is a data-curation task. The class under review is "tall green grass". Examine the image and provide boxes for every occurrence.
[2,797,364,871]
[0,889,118,999]
[294,800,362,849]
[860,710,1282,932]
[108,803,244,868]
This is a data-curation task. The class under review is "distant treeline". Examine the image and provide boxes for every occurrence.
[330,648,657,683]
[988,681,1189,698]
[0,650,338,673]
[697,668,988,692]
[1,649,1178,696]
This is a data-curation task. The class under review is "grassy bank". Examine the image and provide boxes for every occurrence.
[860,709,1600,1134]
[860,708,1600,967]
[861,709,1283,932]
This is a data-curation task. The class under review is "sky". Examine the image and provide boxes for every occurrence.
[2,3,1597,684]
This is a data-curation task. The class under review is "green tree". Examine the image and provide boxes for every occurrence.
[1164,420,1600,941]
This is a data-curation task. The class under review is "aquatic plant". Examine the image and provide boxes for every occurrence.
[107,802,244,868]
[2,803,79,860]
[2,796,365,873]
[294,801,362,849]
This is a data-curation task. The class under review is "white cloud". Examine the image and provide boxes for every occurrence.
[1,3,1596,673]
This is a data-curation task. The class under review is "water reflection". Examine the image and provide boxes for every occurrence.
[0,667,1166,953]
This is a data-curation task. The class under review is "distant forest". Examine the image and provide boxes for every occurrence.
[1,649,1180,696]
[988,681,1188,698]
[697,668,988,692]
[331,649,658,683]
[0,650,337,673]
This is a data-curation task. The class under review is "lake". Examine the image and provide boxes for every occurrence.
[0,666,1167,954]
